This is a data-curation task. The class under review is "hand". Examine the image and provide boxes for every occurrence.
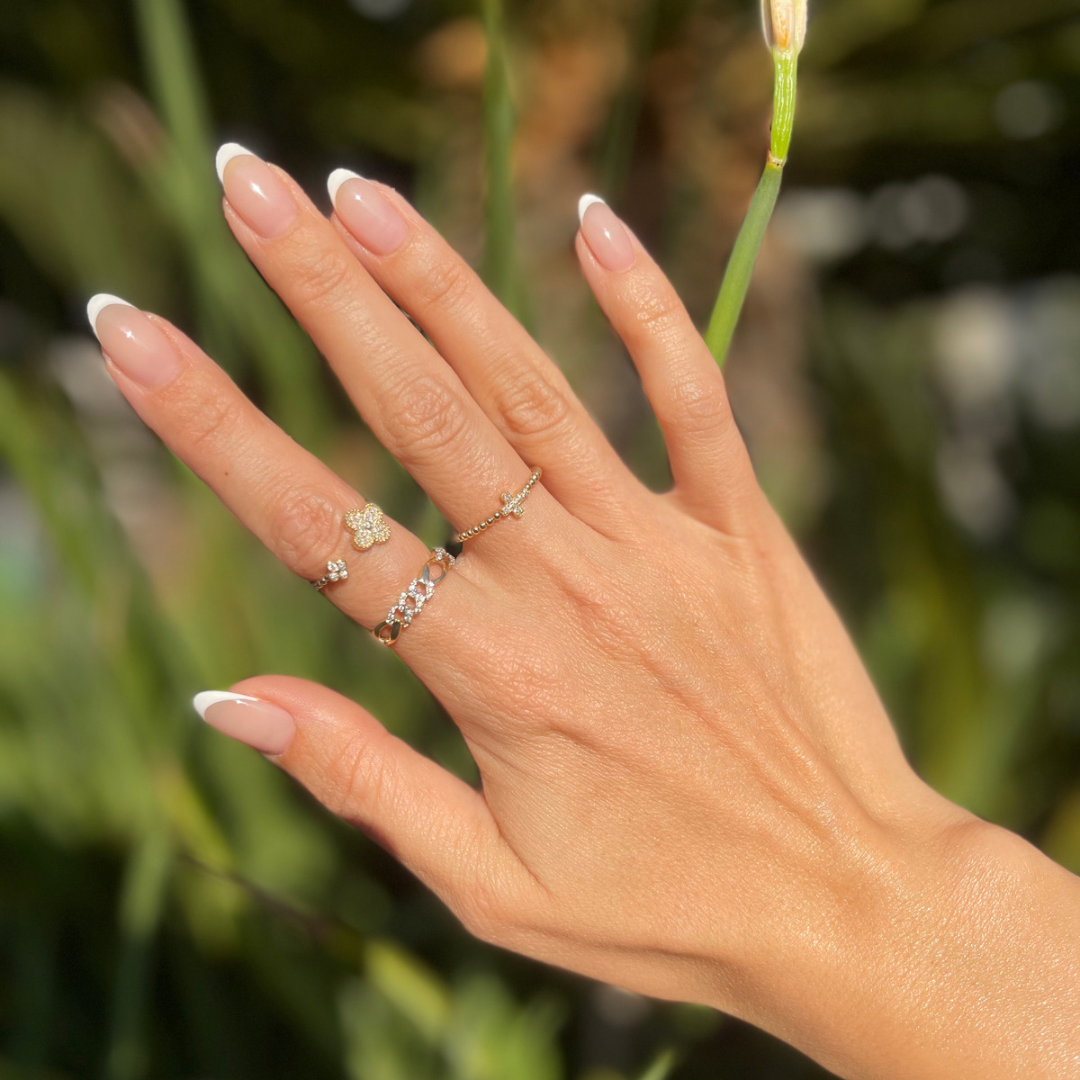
[89,147,1080,1078]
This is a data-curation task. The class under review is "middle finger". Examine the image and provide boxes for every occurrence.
[215,144,548,542]
[326,171,633,532]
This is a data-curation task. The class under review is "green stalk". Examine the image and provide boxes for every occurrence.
[704,49,799,366]
[480,0,518,315]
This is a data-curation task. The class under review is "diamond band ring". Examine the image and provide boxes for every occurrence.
[373,548,455,646]
[455,467,541,544]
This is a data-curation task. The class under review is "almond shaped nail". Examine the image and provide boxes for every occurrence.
[216,143,298,239]
[88,294,182,389]
[193,691,296,756]
[328,168,408,256]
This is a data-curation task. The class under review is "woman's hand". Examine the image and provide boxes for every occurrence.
[89,146,1080,1079]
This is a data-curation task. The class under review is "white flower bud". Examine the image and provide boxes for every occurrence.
[761,0,808,55]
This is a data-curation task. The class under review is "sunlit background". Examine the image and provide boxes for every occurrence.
[1,0,1079,1076]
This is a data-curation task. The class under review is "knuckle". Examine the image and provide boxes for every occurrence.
[414,254,473,315]
[175,391,250,456]
[497,372,573,441]
[381,373,470,460]
[290,248,356,312]
[629,282,686,338]
[268,487,344,571]
[316,729,397,827]
[665,374,734,435]
[338,736,391,822]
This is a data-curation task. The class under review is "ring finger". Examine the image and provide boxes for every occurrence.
[87,295,479,646]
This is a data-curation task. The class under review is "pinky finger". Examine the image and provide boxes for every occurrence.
[575,196,759,534]
[193,677,536,936]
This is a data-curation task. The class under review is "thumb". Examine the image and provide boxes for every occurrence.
[193,675,514,930]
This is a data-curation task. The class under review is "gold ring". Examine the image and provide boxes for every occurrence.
[312,506,391,594]
[373,548,455,646]
[455,468,541,544]
[311,559,349,591]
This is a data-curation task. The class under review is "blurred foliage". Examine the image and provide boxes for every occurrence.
[1,0,1079,1076]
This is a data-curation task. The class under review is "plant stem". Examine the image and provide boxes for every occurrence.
[704,50,798,366]
[703,161,783,364]
[770,50,798,164]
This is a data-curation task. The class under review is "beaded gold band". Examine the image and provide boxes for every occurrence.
[373,548,455,646]
[455,467,542,544]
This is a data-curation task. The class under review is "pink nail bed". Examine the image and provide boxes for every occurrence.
[193,691,296,756]
[216,143,298,239]
[87,295,182,389]
[328,169,408,256]
[578,194,636,273]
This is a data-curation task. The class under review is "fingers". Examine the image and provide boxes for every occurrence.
[88,296,459,637]
[575,196,759,533]
[196,676,537,932]
[215,145,551,540]
[324,170,635,533]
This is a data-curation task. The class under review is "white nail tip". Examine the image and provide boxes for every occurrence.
[578,193,606,224]
[193,690,261,720]
[215,142,253,184]
[86,293,134,339]
[327,168,362,205]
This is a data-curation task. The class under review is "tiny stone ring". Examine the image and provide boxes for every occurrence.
[312,559,349,591]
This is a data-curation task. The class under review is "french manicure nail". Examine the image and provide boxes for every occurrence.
[193,691,296,756]
[328,168,408,256]
[578,193,636,273]
[216,142,298,239]
[87,294,182,389]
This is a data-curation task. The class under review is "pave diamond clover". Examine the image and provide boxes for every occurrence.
[345,504,391,551]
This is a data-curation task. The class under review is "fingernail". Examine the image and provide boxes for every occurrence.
[216,142,297,239]
[328,168,408,256]
[87,294,182,389]
[193,691,296,756]
[578,194,636,273]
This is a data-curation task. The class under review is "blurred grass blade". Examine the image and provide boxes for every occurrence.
[599,0,660,200]
[480,0,523,320]
[637,1047,678,1080]
[131,0,212,164]
[106,829,173,1080]
[365,939,451,1045]
[10,920,56,1072]
[129,0,329,446]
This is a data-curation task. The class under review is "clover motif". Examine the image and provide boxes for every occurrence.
[344,504,391,551]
